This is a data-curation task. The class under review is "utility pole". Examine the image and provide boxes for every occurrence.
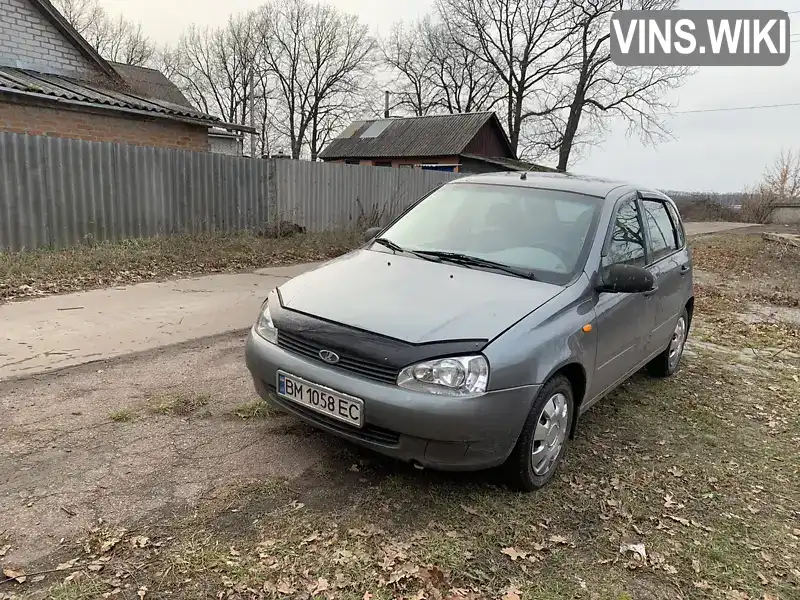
[384,90,390,119]
[249,68,256,158]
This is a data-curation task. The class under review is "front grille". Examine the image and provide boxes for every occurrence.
[277,330,399,384]
[267,383,400,446]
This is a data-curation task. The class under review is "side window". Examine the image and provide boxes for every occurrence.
[605,198,646,267]
[642,200,679,262]
[665,202,685,247]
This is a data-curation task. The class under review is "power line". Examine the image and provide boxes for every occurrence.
[597,102,800,119]
[671,102,800,115]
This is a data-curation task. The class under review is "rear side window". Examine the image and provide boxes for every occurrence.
[605,198,646,267]
[665,202,686,247]
[642,200,679,262]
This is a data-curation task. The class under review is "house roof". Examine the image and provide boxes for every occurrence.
[111,62,192,108]
[319,112,514,160]
[460,154,559,173]
[29,0,121,81]
[0,66,253,132]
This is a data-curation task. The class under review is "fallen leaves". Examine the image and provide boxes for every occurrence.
[501,588,522,600]
[131,536,150,549]
[501,547,527,561]
[619,542,647,563]
[548,534,575,548]
[667,466,685,478]
[2,568,25,584]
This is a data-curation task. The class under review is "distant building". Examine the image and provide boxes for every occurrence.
[0,0,252,150]
[319,112,554,174]
[208,128,244,156]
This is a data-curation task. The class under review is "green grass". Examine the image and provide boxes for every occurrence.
[150,391,210,416]
[109,408,135,423]
[233,399,278,420]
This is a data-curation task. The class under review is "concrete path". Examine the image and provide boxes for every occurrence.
[0,222,757,382]
[683,221,756,236]
[0,262,322,381]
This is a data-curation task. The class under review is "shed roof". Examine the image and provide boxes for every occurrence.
[110,62,192,108]
[319,112,513,160]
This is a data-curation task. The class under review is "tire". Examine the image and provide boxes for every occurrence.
[505,375,574,492]
[646,308,689,378]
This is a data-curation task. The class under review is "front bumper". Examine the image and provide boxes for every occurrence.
[245,329,539,470]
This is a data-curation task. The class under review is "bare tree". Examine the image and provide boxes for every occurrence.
[50,0,104,37]
[172,16,264,126]
[256,0,376,159]
[97,17,155,66]
[541,0,690,171]
[742,149,800,223]
[436,0,579,154]
[422,19,501,114]
[380,21,438,117]
[51,0,155,66]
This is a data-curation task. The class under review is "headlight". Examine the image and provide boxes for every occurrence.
[255,300,277,344]
[397,355,489,396]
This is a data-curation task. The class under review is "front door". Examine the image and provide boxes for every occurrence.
[590,196,657,399]
[639,196,691,356]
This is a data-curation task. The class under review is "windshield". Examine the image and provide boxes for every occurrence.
[376,182,601,285]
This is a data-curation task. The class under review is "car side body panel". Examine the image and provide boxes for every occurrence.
[482,273,598,396]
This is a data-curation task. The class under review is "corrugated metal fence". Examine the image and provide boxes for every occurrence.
[0,132,460,251]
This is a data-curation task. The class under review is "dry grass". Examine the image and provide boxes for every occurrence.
[11,231,800,600]
[108,408,135,423]
[150,391,211,417]
[0,231,363,302]
[691,234,800,353]
[19,341,799,600]
[233,399,280,420]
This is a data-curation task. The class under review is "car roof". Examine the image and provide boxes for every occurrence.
[449,171,638,200]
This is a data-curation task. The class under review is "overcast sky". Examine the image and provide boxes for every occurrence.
[96,0,799,193]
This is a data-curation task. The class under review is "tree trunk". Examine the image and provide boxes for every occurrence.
[557,73,589,172]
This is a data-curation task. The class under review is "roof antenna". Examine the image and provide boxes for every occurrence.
[521,158,544,180]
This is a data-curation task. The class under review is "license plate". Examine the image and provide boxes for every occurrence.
[276,371,364,428]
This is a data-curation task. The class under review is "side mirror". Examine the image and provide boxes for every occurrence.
[363,226,382,242]
[597,263,655,294]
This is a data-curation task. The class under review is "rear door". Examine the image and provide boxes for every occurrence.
[590,195,657,398]
[639,194,691,356]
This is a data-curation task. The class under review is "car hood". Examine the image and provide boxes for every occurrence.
[277,249,564,344]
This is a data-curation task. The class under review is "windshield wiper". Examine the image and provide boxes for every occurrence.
[414,251,535,280]
[373,237,404,253]
[372,238,442,263]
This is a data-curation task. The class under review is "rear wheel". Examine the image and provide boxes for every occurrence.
[646,308,689,378]
[505,375,574,492]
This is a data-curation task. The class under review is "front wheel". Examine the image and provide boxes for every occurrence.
[505,375,574,492]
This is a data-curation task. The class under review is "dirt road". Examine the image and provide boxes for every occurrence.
[1,332,335,567]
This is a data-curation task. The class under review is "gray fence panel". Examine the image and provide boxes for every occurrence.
[0,132,49,250]
[274,160,459,232]
[0,132,464,251]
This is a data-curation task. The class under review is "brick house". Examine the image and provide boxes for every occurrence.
[319,112,553,174]
[0,0,250,150]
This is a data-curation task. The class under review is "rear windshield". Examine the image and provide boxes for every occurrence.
[378,182,602,285]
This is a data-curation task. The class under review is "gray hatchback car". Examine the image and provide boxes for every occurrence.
[245,172,693,491]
